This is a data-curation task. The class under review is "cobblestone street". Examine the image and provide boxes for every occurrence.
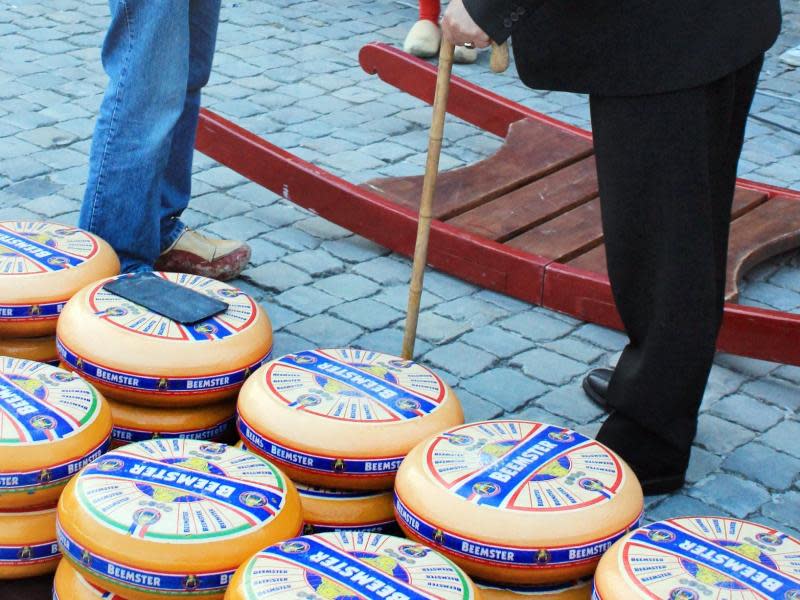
[1,0,799,536]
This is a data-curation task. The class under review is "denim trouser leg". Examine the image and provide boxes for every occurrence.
[80,1,219,273]
[159,0,222,251]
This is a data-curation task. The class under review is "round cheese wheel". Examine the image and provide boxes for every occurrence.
[53,559,124,599]
[478,579,591,599]
[593,516,800,599]
[107,396,236,447]
[57,438,303,600]
[0,358,112,510]
[394,420,643,585]
[237,348,464,490]
[297,483,396,535]
[0,221,119,338]
[56,272,272,407]
[225,531,482,600]
[1,336,58,364]
[0,507,59,579]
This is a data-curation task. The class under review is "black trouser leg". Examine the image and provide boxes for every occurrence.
[587,57,763,467]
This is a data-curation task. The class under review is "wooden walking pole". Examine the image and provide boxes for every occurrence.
[402,41,509,360]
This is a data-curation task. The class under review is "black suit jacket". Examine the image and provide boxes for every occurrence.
[463,0,781,96]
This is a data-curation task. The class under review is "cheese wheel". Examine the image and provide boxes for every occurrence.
[297,483,397,535]
[56,439,303,600]
[0,358,112,510]
[592,516,800,599]
[0,221,119,338]
[394,420,643,585]
[1,336,58,364]
[53,559,125,599]
[0,507,59,579]
[107,396,236,447]
[56,272,272,407]
[237,348,464,489]
[478,579,591,599]
[224,531,482,600]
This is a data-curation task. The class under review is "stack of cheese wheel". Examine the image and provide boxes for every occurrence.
[478,578,592,599]
[0,220,119,364]
[394,419,643,589]
[57,272,272,446]
[53,559,125,599]
[56,438,303,600]
[593,516,800,599]
[237,347,464,532]
[225,531,482,599]
[0,358,112,580]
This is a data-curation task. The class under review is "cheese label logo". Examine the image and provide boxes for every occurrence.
[616,518,800,599]
[426,421,624,512]
[0,359,100,444]
[0,221,97,275]
[240,531,475,598]
[87,273,257,341]
[0,539,59,565]
[268,349,446,422]
[74,439,287,542]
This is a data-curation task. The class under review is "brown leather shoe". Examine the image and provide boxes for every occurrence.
[154,229,251,281]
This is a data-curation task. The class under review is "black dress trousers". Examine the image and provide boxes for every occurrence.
[588,56,763,461]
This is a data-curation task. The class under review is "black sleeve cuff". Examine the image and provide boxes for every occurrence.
[462,0,537,44]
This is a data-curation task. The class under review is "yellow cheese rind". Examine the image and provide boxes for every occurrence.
[0,508,59,579]
[107,396,235,447]
[0,221,119,338]
[53,559,125,599]
[0,358,113,510]
[237,348,464,489]
[224,532,482,600]
[394,420,643,585]
[296,482,396,534]
[0,336,58,363]
[478,579,591,599]
[56,273,272,407]
[593,517,800,599]
[57,439,304,600]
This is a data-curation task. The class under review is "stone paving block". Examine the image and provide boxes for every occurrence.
[282,248,343,276]
[318,150,385,172]
[414,312,472,345]
[723,443,800,490]
[715,353,778,378]
[330,298,402,330]
[22,194,77,217]
[690,474,770,518]
[420,270,478,301]
[373,284,439,313]
[269,106,319,125]
[647,494,725,522]
[29,147,86,171]
[250,203,308,228]
[0,206,48,221]
[460,326,534,359]
[261,302,303,332]
[286,314,363,348]
[0,156,48,181]
[351,256,410,285]
[709,393,784,432]
[453,389,504,422]
[774,363,800,385]
[686,446,724,484]
[572,323,628,350]
[541,336,606,364]
[695,414,757,454]
[432,297,509,328]
[295,216,352,240]
[15,124,78,149]
[740,377,800,411]
[4,176,62,199]
[275,285,342,317]
[314,273,380,302]
[0,136,40,160]
[463,368,548,412]
[498,311,576,342]
[322,236,389,262]
[194,166,248,190]
[247,238,288,266]
[267,226,321,251]
[272,331,315,357]
[352,328,431,359]
[510,347,588,386]
[300,136,356,155]
[514,403,576,428]
[190,193,250,219]
[760,491,800,530]
[758,421,800,458]
[533,384,604,424]
[423,341,496,379]
[243,262,312,293]
[203,215,266,241]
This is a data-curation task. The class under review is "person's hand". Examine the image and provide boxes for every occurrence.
[441,0,491,49]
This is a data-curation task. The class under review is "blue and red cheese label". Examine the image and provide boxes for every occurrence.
[263,348,447,423]
[595,517,800,599]
[236,532,476,599]
[0,509,60,569]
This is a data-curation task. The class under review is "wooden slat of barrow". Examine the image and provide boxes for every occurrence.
[505,198,604,262]
[731,188,768,219]
[363,118,593,220]
[727,195,800,301]
[447,156,598,241]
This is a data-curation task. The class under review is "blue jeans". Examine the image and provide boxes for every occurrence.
[80,0,221,273]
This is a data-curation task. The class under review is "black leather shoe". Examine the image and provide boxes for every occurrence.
[582,368,613,411]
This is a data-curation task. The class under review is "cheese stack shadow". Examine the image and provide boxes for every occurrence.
[56,272,273,447]
[237,347,465,535]
[393,419,645,599]
[0,358,113,581]
[0,220,120,365]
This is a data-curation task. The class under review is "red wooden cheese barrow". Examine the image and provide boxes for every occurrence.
[195,42,800,367]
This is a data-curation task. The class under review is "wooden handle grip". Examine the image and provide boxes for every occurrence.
[490,41,510,73]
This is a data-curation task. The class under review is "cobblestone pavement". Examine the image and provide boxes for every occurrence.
[1,0,799,535]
